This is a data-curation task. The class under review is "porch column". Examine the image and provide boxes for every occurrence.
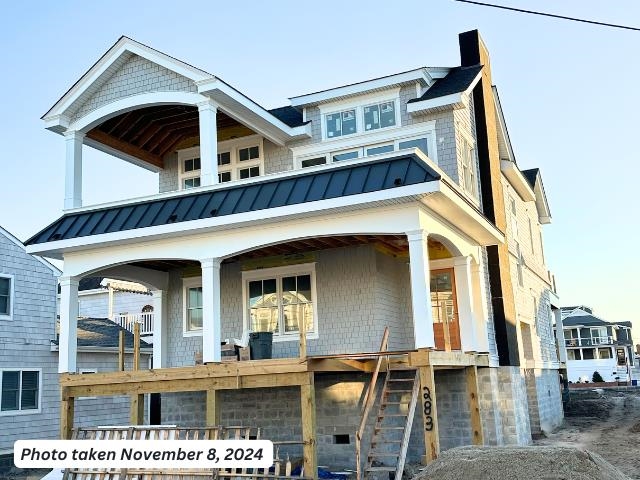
[554,308,567,363]
[59,276,79,373]
[64,131,84,209]
[152,290,168,368]
[471,258,490,353]
[197,99,218,186]
[453,256,479,352]
[407,229,435,349]
[201,258,222,363]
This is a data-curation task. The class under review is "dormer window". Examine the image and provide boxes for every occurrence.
[325,109,356,138]
[364,101,396,131]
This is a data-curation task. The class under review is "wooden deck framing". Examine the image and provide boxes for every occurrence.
[59,349,488,477]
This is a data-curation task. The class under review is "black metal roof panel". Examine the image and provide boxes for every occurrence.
[563,315,609,327]
[268,106,307,127]
[408,65,483,103]
[27,154,440,245]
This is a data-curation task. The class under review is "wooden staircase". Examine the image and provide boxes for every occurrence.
[363,368,420,480]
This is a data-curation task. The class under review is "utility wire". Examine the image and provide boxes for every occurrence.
[455,0,640,32]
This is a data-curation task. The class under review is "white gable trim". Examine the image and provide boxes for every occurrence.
[69,92,209,133]
[43,37,213,123]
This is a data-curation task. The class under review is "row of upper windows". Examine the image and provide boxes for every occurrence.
[324,100,398,139]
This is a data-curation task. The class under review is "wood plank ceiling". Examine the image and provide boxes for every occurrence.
[86,105,244,169]
[127,236,451,272]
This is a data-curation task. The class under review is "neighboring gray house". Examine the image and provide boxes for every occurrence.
[0,225,151,463]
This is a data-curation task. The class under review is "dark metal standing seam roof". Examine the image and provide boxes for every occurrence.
[26,154,440,246]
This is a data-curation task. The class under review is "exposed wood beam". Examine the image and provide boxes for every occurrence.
[86,129,163,169]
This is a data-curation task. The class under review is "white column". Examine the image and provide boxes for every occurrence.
[554,308,567,363]
[58,277,79,373]
[201,258,222,363]
[64,131,84,209]
[197,100,218,186]
[470,260,491,353]
[152,290,168,369]
[407,229,435,349]
[453,256,479,352]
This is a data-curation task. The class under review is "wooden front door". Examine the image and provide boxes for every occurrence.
[430,268,461,350]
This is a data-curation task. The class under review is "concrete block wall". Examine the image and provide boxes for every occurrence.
[496,367,532,445]
[533,368,563,434]
[69,54,197,123]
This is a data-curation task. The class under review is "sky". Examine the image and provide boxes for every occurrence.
[0,1,638,336]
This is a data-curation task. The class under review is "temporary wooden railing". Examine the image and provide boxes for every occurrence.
[64,426,312,480]
[355,327,389,480]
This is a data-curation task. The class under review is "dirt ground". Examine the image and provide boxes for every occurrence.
[535,388,640,479]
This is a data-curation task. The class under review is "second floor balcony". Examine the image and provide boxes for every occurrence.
[565,335,614,347]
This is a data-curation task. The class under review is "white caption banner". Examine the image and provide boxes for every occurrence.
[14,440,273,469]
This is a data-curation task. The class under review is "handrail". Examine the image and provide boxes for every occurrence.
[356,327,389,480]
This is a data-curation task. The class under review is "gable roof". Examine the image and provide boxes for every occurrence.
[267,106,307,128]
[0,225,61,276]
[26,154,440,246]
[54,317,152,349]
[521,168,552,224]
[407,65,483,103]
[563,315,609,328]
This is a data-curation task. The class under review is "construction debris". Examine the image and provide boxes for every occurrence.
[413,446,629,480]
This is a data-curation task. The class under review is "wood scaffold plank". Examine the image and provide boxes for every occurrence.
[206,389,221,426]
[60,393,74,440]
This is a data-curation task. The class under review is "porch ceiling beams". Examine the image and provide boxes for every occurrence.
[86,105,246,163]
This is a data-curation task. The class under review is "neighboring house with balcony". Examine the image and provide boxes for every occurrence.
[57,276,155,341]
[0,225,151,464]
[559,306,634,383]
[25,30,563,471]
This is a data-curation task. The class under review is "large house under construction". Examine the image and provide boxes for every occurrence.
[25,29,563,476]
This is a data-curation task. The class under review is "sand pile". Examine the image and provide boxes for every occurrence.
[414,446,629,480]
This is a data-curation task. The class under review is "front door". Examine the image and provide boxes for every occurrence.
[430,268,461,350]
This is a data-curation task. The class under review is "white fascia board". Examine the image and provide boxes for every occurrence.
[26,181,440,259]
[406,93,464,114]
[500,160,536,202]
[533,181,552,224]
[493,87,516,162]
[196,78,310,144]
[289,69,431,107]
[43,37,213,124]
[84,137,162,173]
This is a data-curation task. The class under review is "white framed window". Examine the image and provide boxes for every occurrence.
[516,242,524,287]
[509,195,519,239]
[325,109,357,138]
[183,277,203,336]
[178,147,202,190]
[242,263,318,342]
[320,90,401,141]
[363,101,396,131]
[0,369,41,415]
[0,274,13,319]
[460,139,477,197]
[298,130,435,169]
[177,136,264,189]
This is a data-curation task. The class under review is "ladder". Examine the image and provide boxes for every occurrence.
[364,368,420,480]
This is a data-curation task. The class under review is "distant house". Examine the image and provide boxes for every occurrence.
[559,306,634,383]
[0,225,151,464]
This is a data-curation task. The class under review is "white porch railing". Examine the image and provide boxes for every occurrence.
[112,313,154,335]
[565,336,614,347]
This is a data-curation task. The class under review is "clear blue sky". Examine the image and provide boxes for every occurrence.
[1,1,638,331]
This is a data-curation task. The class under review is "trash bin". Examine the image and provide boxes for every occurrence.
[632,379,638,387]
[249,332,273,360]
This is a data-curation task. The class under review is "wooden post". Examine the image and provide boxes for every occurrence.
[443,319,452,352]
[299,315,307,359]
[418,352,439,464]
[133,323,141,371]
[118,330,125,372]
[465,364,484,445]
[130,394,145,425]
[300,373,317,480]
[206,389,221,426]
[60,392,74,439]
